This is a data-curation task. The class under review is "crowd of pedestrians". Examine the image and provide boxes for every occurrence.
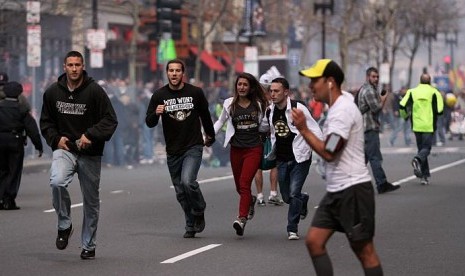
[3,49,465,272]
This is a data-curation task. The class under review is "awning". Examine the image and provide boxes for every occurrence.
[190,46,226,72]
[220,54,244,73]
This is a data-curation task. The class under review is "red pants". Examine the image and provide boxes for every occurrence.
[230,145,262,218]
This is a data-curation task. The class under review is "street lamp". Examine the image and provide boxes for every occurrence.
[422,22,437,68]
[445,30,458,71]
[313,0,334,59]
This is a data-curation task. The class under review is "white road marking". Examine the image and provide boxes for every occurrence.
[199,175,233,184]
[161,244,222,264]
[392,158,465,185]
[43,203,83,213]
[170,174,234,188]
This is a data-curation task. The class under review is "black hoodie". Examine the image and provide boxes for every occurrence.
[40,71,118,156]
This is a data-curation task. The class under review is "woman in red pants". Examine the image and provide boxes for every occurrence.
[214,72,268,236]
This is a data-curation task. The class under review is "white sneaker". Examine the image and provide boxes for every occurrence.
[268,195,284,206]
[288,232,299,240]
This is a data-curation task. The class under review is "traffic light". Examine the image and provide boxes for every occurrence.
[156,0,183,40]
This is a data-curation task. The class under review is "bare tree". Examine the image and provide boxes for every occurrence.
[185,0,229,83]
[400,0,460,87]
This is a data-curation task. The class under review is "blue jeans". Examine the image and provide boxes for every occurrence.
[166,145,205,232]
[141,124,154,160]
[364,130,387,189]
[276,159,311,233]
[103,128,125,166]
[414,132,433,178]
[49,149,101,251]
[433,115,446,144]
[389,117,412,146]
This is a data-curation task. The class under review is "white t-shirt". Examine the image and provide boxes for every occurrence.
[323,94,371,192]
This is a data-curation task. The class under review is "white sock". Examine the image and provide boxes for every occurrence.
[257,193,264,200]
[270,190,277,197]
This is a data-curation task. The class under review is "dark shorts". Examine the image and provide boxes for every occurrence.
[311,181,375,242]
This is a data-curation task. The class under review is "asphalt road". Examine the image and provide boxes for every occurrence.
[2,139,465,276]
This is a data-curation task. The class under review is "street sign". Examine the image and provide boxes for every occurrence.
[26,1,40,24]
[244,46,258,61]
[379,62,390,85]
[433,75,450,92]
[87,29,106,50]
[27,25,41,67]
[90,50,104,68]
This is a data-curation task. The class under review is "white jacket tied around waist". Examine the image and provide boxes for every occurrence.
[214,97,267,147]
[260,98,323,163]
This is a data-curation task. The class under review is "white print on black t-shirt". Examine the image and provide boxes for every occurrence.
[56,101,86,115]
[274,120,291,138]
[233,112,258,130]
[164,96,194,121]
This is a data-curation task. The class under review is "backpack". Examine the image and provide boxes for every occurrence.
[353,86,362,108]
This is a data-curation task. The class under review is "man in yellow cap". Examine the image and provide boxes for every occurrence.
[293,59,383,275]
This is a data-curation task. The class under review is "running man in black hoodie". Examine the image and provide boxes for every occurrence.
[146,59,215,238]
[40,51,117,260]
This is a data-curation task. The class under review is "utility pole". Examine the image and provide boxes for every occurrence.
[313,0,334,59]
[445,31,458,72]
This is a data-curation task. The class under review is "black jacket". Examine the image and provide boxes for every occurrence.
[0,98,43,151]
[40,71,118,156]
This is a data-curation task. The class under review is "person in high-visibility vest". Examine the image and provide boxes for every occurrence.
[399,73,444,185]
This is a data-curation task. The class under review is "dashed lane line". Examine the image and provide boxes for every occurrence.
[160,244,222,264]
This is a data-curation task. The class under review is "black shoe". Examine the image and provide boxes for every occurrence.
[80,249,95,260]
[300,193,309,220]
[193,213,205,233]
[3,199,20,210]
[183,231,196,238]
[0,200,3,210]
[377,185,386,194]
[247,196,257,220]
[379,182,400,194]
[233,217,247,236]
[56,224,73,250]
[411,157,423,178]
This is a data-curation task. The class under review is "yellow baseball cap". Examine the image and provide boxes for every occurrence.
[299,59,333,78]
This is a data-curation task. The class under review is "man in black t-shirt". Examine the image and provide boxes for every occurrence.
[261,77,322,240]
[146,59,215,239]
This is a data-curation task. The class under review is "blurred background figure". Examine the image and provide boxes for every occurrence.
[120,94,139,169]
[389,87,412,147]
[101,80,126,168]
[449,90,465,141]
[139,82,155,165]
